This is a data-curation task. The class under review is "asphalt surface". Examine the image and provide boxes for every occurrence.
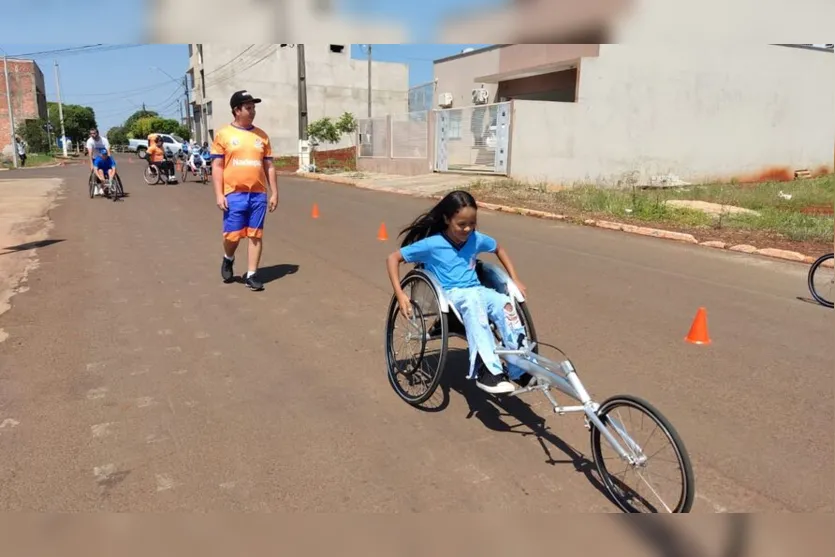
[0,155,831,512]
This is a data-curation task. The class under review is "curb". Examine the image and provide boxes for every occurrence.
[286,172,827,267]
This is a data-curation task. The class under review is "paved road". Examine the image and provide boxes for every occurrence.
[0,156,830,512]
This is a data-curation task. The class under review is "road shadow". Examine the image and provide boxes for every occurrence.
[1,238,65,255]
[796,295,829,308]
[233,263,299,284]
[258,263,299,283]
[402,347,678,514]
[436,348,619,507]
[618,513,750,557]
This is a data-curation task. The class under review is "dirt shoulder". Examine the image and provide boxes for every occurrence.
[0,178,64,341]
[464,177,834,258]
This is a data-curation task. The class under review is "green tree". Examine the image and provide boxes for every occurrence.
[123,109,159,137]
[16,119,50,153]
[46,102,97,141]
[106,126,129,146]
[307,112,358,148]
[129,116,189,140]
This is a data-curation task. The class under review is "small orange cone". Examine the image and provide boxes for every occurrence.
[685,307,711,345]
[311,203,319,219]
[377,222,388,241]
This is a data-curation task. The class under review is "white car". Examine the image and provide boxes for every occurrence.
[129,133,187,159]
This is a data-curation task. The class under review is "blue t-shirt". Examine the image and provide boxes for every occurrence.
[400,230,497,291]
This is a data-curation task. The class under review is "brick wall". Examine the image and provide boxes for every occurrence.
[1,58,48,155]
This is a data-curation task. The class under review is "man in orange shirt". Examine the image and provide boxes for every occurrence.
[211,90,278,291]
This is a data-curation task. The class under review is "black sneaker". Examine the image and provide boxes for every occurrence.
[221,257,234,283]
[476,367,516,394]
[244,272,264,291]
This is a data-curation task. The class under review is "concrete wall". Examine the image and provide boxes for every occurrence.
[0,59,48,156]
[508,44,835,186]
[192,44,409,156]
[433,47,502,107]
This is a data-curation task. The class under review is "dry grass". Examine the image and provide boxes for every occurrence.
[465,175,834,244]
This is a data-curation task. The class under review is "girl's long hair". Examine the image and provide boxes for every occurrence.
[398,190,478,247]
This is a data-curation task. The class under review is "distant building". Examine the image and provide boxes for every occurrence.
[360,43,834,185]
[186,44,409,155]
[0,57,48,156]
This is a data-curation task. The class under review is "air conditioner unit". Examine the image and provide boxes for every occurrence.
[438,92,453,108]
[472,87,489,105]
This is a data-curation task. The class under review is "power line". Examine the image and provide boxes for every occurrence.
[6,44,104,57]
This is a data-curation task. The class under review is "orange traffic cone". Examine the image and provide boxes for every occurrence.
[377,222,388,241]
[311,203,319,219]
[685,307,711,345]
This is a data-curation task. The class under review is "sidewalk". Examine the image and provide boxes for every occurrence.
[0,177,64,342]
[287,170,499,197]
[286,170,833,266]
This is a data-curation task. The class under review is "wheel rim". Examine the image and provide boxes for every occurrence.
[593,399,692,513]
[386,273,448,403]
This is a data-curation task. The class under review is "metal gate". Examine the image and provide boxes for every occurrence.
[434,101,511,174]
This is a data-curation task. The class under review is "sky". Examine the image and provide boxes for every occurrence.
[0,43,489,134]
[2,1,505,43]
[0,0,499,133]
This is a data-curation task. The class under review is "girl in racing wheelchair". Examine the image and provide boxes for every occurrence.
[386,190,531,395]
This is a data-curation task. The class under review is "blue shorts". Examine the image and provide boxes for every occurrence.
[94,156,116,172]
[223,191,267,241]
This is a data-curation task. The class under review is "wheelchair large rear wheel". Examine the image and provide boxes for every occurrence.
[143,165,160,185]
[88,172,96,198]
[385,270,449,406]
[111,174,124,201]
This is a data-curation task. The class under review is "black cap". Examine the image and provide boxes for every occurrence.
[230,90,262,109]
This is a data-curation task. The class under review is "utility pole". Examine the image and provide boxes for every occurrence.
[297,44,310,172]
[367,44,372,117]
[182,75,192,135]
[54,60,68,157]
[3,53,19,168]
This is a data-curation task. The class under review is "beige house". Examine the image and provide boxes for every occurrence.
[359,43,834,187]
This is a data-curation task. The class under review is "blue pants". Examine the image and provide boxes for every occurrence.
[446,286,527,380]
[223,191,267,242]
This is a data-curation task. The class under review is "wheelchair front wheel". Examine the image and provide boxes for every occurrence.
[590,394,695,513]
[385,271,449,406]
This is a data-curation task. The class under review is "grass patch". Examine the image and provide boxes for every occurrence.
[466,175,835,244]
[1,153,57,169]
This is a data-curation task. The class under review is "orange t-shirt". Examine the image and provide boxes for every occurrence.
[147,144,165,163]
[210,124,273,196]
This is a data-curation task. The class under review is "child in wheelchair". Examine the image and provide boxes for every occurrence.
[386,190,531,395]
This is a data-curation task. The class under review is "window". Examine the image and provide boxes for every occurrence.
[188,44,193,57]
[206,101,212,115]
[329,44,345,54]
[162,136,173,144]
[447,110,462,140]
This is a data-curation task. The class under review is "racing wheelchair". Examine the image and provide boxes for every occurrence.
[88,168,124,202]
[385,260,695,513]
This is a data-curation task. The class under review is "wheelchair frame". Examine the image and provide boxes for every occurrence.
[88,168,124,201]
[385,259,695,513]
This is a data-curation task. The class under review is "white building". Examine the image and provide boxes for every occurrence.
[187,44,409,155]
